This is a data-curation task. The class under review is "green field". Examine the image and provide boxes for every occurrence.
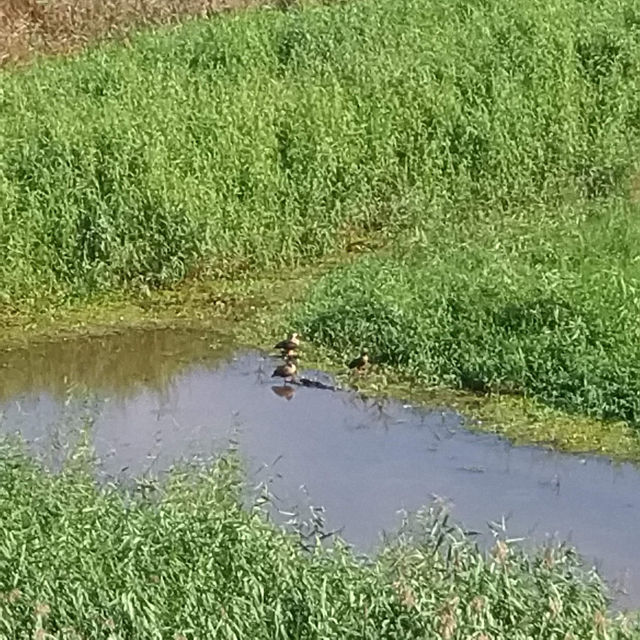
[0,0,638,297]
[0,442,636,638]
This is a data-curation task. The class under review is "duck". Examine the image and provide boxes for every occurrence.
[274,332,301,358]
[348,348,369,372]
[271,359,298,384]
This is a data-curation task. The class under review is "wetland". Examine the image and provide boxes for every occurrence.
[1,330,639,612]
[3,0,640,634]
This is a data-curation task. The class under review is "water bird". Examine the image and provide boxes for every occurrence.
[274,332,301,357]
[348,348,369,372]
[271,359,297,384]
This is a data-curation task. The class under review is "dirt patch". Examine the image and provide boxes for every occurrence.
[0,0,265,67]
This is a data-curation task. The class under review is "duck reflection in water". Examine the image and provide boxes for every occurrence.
[271,384,296,401]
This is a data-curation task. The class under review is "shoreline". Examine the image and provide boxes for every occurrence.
[2,266,640,465]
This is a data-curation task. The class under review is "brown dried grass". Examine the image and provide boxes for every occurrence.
[0,0,262,67]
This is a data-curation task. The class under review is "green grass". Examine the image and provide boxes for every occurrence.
[1,0,640,304]
[4,3,640,630]
[0,441,637,639]
[295,202,640,427]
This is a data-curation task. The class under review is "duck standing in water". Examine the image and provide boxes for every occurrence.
[348,348,369,373]
[274,332,301,358]
[272,358,298,384]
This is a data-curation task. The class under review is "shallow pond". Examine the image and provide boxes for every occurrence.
[1,329,639,609]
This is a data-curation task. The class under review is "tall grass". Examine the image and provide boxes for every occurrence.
[295,202,640,426]
[0,441,637,638]
[1,0,640,303]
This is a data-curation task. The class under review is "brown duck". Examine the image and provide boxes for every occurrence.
[271,359,298,383]
[348,348,369,372]
[274,332,301,356]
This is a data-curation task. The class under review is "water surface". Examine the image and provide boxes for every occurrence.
[1,330,639,609]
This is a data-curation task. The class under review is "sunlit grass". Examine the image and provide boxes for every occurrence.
[1,0,639,305]
[0,0,260,68]
[0,441,637,638]
[295,202,640,427]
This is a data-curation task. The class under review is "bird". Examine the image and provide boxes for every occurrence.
[271,359,297,384]
[348,348,369,372]
[274,332,301,357]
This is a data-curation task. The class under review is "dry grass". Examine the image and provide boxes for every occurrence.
[0,0,261,66]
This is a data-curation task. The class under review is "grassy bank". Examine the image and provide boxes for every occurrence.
[1,0,639,304]
[294,203,640,427]
[3,0,640,441]
[0,442,637,639]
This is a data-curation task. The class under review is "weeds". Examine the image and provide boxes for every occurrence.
[0,441,637,638]
[1,0,640,305]
[296,203,640,427]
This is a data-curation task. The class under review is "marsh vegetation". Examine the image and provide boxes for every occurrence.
[0,443,637,638]
[2,0,640,631]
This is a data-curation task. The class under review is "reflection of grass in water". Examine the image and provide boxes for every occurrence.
[0,329,234,401]
[0,442,637,636]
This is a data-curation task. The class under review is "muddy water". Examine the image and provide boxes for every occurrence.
[1,330,639,609]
